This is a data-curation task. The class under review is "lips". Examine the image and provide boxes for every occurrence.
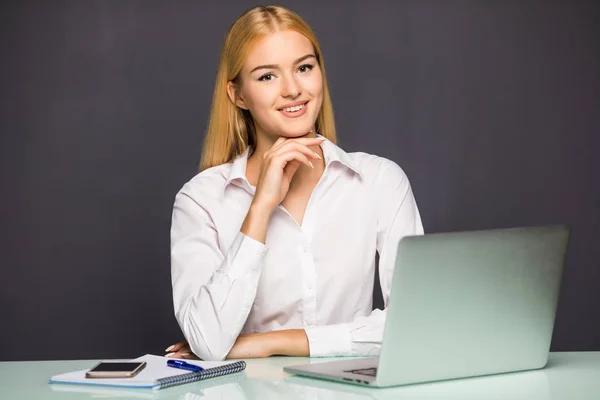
[278,100,308,112]
[278,100,309,118]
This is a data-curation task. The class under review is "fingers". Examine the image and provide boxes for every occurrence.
[276,139,323,156]
[252,132,324,208]
[283,160,302,182]
[165,341,191,358]
[272,136,325,152]
[165,340,187,353]
[165,350,185,358]
[267,141,321,168]
[166,349,199,360]
[274,149,315,169]
[272,136,288,150]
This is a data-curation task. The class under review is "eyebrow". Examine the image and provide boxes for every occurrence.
[249,54,316,74]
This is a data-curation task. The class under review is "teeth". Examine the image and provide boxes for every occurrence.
[282,103,305,112]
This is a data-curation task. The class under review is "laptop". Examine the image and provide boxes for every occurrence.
[284,225,570,387]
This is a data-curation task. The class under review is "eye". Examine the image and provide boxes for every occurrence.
[258,73,275,82]
[298,64,314,73]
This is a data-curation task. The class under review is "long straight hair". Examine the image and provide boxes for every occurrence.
[199,5,337,171]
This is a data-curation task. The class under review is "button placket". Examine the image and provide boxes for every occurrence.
[300,240,317,327]
[298,170,325,327]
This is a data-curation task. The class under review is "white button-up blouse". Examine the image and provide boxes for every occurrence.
[170,137,424,360]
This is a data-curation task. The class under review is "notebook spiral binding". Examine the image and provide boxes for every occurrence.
[155,361,246,389]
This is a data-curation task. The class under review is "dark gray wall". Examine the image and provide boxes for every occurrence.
[1,0,598,361]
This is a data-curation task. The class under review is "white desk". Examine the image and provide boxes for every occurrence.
[1,352,599,399]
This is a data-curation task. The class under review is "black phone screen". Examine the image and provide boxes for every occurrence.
[89,362,145,372]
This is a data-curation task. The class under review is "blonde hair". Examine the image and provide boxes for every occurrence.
[199,5,337,171]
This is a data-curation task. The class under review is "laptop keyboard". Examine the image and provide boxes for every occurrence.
[343,367,378,377]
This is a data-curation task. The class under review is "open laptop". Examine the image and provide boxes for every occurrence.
[284,225,570,387]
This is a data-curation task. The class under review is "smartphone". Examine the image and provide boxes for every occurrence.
[85,361,147,378]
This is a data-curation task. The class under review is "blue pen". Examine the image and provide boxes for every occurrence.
[167,359,204,372]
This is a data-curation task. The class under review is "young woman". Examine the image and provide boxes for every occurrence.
[166,5,423,361]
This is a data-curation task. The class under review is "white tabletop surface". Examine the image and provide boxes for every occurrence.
[1,352,599,399]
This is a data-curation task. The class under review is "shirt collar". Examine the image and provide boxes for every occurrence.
[319,135,363,178]
[224,135,363,192]
[224,148,251,190]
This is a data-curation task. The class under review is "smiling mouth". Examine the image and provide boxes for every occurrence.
[279,101,308,113]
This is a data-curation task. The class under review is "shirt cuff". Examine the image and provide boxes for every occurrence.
[305,323,353,357]
[223,232,268,278]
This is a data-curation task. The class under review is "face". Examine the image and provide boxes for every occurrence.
[228,30,324,142]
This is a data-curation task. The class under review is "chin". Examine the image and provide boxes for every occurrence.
[279,130,313,138]
[275,119,318,138]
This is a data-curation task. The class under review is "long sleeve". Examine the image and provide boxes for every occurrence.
[170,186,267,361]
[305,159,424,356]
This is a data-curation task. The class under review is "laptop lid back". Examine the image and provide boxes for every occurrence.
[376,225,569,387]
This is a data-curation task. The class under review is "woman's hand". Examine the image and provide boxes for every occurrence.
[252,136,324,211]
[241,135,324,243]
[165,340,198,360]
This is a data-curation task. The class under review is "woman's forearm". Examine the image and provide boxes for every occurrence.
[226,329,310,359]
[269,329,310,357]
[240,202,274,244]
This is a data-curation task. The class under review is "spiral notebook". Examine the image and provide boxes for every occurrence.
[49,354,246,390]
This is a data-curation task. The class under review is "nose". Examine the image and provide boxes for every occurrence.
[281,73,301,98]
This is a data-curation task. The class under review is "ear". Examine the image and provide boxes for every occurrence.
[226,81,249,110]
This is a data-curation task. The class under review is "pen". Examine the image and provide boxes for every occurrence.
[167,359,204,372]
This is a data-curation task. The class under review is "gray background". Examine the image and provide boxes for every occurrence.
[1,0,598,361]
